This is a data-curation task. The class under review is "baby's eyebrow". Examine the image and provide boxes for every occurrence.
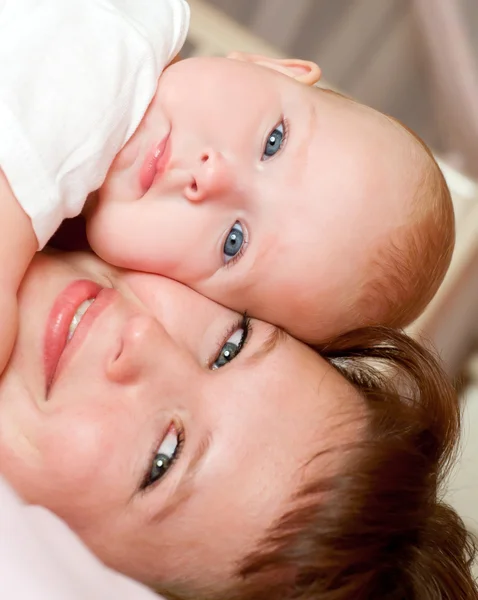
[246,325,287,365]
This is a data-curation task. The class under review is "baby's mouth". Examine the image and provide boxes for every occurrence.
[139,130,172,195]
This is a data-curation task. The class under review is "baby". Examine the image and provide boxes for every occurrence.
[0,0,454,379]
[87,52,454,343]
[0,0,189,374]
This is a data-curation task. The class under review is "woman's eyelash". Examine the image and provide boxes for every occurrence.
[209,314,251,369]
[139,425,185,494]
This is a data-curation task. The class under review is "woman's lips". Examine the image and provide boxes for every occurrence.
[43,280,115,391]
[139,131,172,194]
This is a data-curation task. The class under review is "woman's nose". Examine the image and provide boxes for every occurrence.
[183,149,234,202]
[106,313,170,384]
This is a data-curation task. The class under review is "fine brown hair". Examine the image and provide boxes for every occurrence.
[320,88,455,332]
[362,119,455,329]
[164,327,476,600]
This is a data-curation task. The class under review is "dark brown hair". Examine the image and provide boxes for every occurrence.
[213,328,476,600]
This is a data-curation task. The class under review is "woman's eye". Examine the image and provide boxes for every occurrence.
[212,318,250,370]
[142,423,182,490]
[262,121,285,160]
[223,222,244,264]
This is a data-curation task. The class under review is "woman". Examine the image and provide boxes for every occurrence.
[0,249,476,599]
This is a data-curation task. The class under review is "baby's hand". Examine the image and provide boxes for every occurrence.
[0,291,18,377]
[0,170,37,375]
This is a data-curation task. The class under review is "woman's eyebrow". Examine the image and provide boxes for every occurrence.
[245,326,287,365]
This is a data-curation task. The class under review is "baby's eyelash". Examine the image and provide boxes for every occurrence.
[281,117,290,149]
[263,116,290,160]
[224,239,248,270]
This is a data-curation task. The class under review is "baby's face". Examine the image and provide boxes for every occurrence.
[88,56,423,341]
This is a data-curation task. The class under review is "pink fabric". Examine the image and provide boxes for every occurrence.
[0,476,162,600]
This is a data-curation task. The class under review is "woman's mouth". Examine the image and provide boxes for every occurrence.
[67,298,95,341]
[139,131,172,194]
[43,280,116,391]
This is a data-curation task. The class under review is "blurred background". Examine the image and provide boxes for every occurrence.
[184,0,478,560]
[185,0,478,179]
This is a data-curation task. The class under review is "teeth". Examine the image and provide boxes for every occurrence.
[157,425,179,459]
[67,299,95,341]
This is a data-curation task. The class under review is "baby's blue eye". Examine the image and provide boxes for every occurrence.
[223,222,244,264]
[262,122,285,160]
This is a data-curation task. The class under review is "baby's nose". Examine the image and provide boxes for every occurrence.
[184,149,234,202]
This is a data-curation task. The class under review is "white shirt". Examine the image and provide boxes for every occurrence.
[0,477,163,599]
[0,0,189,247]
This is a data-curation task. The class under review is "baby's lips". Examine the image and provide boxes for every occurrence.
[139,132,172,194]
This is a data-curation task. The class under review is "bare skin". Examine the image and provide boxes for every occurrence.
[88,53,430,342]
[0,251,364,590]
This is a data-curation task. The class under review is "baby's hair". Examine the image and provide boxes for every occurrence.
[163,327,477,600]
[359,119,455,329]
[319,88,455,331]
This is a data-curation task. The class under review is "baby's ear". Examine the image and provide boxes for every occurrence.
[227,52,321,86]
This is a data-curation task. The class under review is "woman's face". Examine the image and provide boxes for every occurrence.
[0,252,363,590]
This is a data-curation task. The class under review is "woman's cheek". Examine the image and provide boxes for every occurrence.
[37,410,107,490]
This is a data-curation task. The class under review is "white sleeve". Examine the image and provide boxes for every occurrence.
[0,477,164,600]
[0,0,189,248]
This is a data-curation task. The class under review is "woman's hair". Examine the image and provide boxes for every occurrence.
[167,327,476,600]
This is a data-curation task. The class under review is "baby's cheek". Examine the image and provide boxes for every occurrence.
[192,276,250,315]
[87,202,143,270]
[87,200,181,276]
[86,203,119,263]
[194,275,315,340]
